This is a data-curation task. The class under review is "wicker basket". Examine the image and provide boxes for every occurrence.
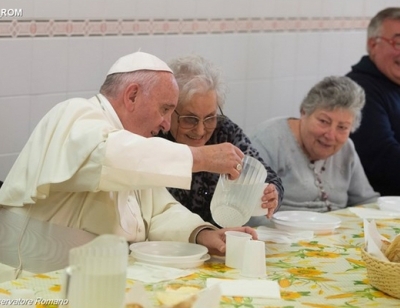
[361,247,400,298]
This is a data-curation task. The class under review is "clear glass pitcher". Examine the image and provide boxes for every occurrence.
[210,155,267,227]
[63,234,128,308]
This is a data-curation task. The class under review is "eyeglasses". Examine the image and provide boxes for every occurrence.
[376,36,400,50]
[174,106,225,129]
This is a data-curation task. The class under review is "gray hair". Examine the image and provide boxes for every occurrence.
[367,7,400,53]
[168,54,226,109]
[300,76,365,132]
[99,70,162,100]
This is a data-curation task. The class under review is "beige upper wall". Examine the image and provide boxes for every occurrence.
[0,0,397,179]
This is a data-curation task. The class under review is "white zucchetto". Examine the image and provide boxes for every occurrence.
[107,51,173,75]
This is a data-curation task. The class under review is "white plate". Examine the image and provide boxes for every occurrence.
[271,218,340,230]
[129,241,208,262]
[378,196,400,212]
[133,254,210,269]
[273,220,339,235]
[256,226,314,243]
[272,211,341,227]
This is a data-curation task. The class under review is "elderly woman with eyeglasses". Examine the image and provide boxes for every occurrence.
[157,54,283,227]
[250,76,379,213]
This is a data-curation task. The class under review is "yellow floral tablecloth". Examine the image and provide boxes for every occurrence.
[1,206,400,308]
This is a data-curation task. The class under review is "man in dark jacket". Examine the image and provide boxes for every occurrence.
[346,7,400,196]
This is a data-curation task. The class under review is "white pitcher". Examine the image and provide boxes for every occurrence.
[210,155,267,227]
[63,234,128,308]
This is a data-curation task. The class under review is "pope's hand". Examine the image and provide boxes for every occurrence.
[196,226,257,256]
[190,143,245,180]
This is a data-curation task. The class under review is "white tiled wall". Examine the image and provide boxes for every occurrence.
[0,0,398,180]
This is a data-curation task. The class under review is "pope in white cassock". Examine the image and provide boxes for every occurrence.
[0,51,255,273]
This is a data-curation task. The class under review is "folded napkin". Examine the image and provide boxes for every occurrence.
[256,226,314,243]
[125,281,222,308]
[363,219,389,261]
[126,262,195,283]
[192,284,221,308]
[349,207,400,219]
[206,278,281,299]
[125,283,153,307]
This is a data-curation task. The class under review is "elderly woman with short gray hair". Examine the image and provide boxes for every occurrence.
[250,76,379,212]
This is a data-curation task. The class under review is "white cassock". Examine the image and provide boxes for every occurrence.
[0,94,211,272]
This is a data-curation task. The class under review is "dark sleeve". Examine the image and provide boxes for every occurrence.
[348,75,400,195]
[214,118,284,209]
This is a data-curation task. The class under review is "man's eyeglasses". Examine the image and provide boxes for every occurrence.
[174,106,225,129]
[376,36,400,51]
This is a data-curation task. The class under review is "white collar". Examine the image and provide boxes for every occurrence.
[95,94,124,130]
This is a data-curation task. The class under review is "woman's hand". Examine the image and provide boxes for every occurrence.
[261,184,279,218]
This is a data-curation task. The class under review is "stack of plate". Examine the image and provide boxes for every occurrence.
[272,211,341,234]
[129,241,210,269]
[378,196,400,212]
